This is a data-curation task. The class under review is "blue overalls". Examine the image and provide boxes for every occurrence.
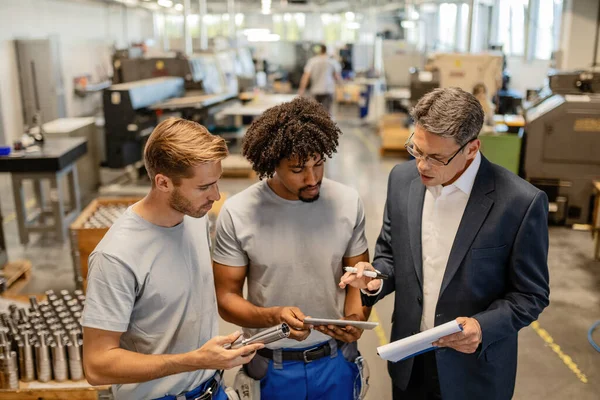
[258,340,361,400]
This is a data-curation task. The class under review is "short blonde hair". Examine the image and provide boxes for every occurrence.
[144,118,228,185]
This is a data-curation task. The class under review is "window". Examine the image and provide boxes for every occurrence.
[438,3,458,51]
[496,0,528,56]
[456,4,470,52]
[534,0,563,60]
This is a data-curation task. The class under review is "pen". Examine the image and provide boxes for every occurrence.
[344,266,389,280]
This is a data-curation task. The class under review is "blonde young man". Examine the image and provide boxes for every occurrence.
[82,118,264,400]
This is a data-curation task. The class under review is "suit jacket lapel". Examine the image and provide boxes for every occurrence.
[439,157,496,298]
[408,177,426,289]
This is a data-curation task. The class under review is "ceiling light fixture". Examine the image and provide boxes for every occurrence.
[157,0,173,8]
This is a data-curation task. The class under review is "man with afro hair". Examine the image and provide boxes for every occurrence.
[213,97,371,399]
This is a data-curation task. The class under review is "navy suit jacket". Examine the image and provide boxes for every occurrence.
[363,156,550,400]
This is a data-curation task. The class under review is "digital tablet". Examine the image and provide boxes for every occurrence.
[304,318,379,330]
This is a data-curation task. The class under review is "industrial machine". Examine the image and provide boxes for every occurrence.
[523,70,600,225]
[409,68,440,104]
[113,50,256,94]
[102,77,185,169]
[427,52,503,98]
[382,40,424,88]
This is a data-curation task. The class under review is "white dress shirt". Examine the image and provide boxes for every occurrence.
[420,151,481,331]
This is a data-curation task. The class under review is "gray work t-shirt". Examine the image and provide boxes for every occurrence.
[82,208,218,400]
[213,178,368,349]
[305,55,341,95]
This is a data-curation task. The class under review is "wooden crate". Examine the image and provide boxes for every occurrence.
[70,194,231,290]
[0,381,110,400]
[70,197,142,290]
[380,126,411,157]
[336,84,362,104]
[0,260,32,296]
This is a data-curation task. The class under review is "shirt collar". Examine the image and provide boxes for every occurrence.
[452,151,481,195]
[426,151,482,198]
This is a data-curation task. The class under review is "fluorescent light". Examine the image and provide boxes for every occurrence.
[347,22,360,29]
[115,0,139,5]
[411,11,420,19]
[174,3,183,11]
[401,20,415,29]
[345,12,355,21]
[157,0,173,8]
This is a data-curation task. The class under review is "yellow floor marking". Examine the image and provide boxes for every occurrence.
[531,321,588,384]
[370,307,388,347]
[352,126,379,155]
[3,198,37,224]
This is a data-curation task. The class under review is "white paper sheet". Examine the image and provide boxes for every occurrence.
[377,320,462,362]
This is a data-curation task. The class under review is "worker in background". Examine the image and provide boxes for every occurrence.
[473,83,496,126]
[298,44,342,113]
[213,97,370,400]
[81,118,264,400]
[340,88,550,400]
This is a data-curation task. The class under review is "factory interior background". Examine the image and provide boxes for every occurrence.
[0,0,599,399]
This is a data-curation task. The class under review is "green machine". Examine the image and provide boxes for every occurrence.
[479,130,523,175]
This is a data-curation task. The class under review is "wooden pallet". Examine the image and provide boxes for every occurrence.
[0,380,110,400]
[0,260,32,296]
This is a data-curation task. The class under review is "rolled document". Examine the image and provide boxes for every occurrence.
[377,320,462,362]
[224,323,291,350]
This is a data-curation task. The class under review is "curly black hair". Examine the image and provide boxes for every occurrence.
[242,97,342,179]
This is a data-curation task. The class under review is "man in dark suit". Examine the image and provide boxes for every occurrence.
[340,87,550,400]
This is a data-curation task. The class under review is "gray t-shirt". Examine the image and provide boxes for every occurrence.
[305,55,341,95]
[82,208,218,400]
[213,178,368,349]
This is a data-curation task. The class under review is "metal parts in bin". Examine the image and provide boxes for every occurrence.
[84,204,128,229]
[0,289,85,388]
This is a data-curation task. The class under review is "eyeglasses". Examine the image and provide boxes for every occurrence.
[404,132,474,167]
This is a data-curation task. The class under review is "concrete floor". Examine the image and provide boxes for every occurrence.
[1,107,599,399]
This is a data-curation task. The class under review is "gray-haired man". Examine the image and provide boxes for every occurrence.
[340,87,550,400]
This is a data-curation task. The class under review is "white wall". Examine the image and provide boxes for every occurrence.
[0,0,154,145]
[559,0,600,71]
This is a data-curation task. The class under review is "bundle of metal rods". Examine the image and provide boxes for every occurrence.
[0,289,85,388]
[83,205,128,229]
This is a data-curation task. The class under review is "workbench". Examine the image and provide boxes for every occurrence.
[0,138,87,244]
